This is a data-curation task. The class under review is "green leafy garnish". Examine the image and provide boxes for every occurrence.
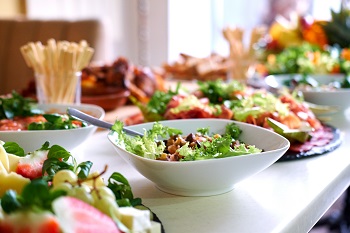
[129,83,181,122]
[41,143,91,181]
[113,121,262,161]
[197,80,246,104]
[1,179,65,214]
[3,142,25,157]
[225,122,242,139]
[180,125,261,161]
[0,190,22,213]
[28,114,88,130]
[113,121,181,160]
[0,91,41,120]
[107,172,141,207]
[76,161,93,180]
[197,127,209,135]
[0,141,143,223]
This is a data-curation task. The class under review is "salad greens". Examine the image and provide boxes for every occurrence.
[0,91,41,120]
[265,43,339,75]
[197,80,246,104]
[112,121,262,161]
[0,91,87,130]
[129,83,181,122]
[3,142,25,157]
[28,113,88,130]
[112,121,181,160]
[195,80,291,123]
[1,179,62,214]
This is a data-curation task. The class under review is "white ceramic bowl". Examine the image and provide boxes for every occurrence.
[108,119,290,196]
[265,74,350,110]
[0,103,105,152]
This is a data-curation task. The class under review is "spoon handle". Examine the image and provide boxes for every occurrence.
[67,107,144,137]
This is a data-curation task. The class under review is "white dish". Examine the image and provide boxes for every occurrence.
[0,103,105,152]
[108,119,290,196]
[265,74,350,110]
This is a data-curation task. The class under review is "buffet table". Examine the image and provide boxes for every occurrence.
[72,106,350,233]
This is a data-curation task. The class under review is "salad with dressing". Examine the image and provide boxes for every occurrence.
[112,121,262,161]
[0,92,87,131]
[127,79,334,154]
[263,43,341,75]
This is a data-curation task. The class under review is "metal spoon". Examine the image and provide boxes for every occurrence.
[67,107,144,137]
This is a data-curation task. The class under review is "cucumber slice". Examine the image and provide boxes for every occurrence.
[267,118,312,143]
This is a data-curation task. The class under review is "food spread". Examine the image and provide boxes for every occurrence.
[127,79,336,156]
[0,141,161,233]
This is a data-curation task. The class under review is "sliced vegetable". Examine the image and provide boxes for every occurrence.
[267,118,312,143]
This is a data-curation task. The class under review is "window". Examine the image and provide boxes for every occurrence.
[26,0,343,66]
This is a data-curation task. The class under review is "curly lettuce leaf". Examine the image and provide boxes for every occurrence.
[112,121,182,160]
[181,134,262,161]
[113,121,262,161]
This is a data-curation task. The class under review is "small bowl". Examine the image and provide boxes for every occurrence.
[82,90,130,111]
[0,103,105,152]
[265,74,350,110]
[108,119,289,196]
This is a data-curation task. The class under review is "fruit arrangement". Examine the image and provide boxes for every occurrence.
[263,13,328,52]
[260,6,350,53]
[251,8,350,81]
[0,140,161,233]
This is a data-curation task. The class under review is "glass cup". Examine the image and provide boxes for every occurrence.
[35,71,81,104]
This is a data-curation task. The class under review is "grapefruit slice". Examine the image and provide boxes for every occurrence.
[52,196,121,233]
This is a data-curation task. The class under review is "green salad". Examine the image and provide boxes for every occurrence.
[265,43,340,75]
[112,121,262,161]
[0,91,87,130]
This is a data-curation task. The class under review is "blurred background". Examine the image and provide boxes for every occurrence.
[0,0,342,66]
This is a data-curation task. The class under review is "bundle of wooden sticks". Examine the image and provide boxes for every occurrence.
[20,39,94,103]
[222,26,266,81]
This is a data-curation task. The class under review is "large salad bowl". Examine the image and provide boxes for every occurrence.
[108,119,290,196]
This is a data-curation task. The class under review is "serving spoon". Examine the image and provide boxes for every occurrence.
[67,107,144,137]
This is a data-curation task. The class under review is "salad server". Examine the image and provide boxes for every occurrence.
[67,107,144,137]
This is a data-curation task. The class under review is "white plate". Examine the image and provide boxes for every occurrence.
[265,74,350,110]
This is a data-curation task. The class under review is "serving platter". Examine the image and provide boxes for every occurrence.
[119,112,342,164]
[141,205,165,233]
[277,125,342,162]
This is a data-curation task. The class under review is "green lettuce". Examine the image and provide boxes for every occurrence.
[112,121,262,161]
